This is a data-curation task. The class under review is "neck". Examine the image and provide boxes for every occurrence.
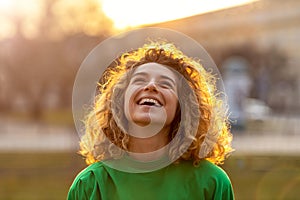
[128,125,170,152]
[127,128,169,162]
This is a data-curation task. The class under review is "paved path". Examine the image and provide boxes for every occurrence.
[232,114,300,155]
[0,117,300,154]
[0,119,79,151]
[232,134,300,155]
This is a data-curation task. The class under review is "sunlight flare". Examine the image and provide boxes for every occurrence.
[101,0,257,29]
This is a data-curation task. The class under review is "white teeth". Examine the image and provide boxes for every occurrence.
[139,98,161,106]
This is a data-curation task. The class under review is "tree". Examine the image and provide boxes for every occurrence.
[0,0,113,121]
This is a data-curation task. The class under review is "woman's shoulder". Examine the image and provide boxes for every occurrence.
[198,160,229,175]
[76,162,104,177]
[70,161,107,186]
[167,160,234,199]
[196,160,231,182]
[177,159,232,186]
[197,160,234,199]
[67,162,106,199]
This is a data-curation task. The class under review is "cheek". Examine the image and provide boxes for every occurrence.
[166,93,179,119]
[124,90,132,120]
[171,101,179,116]
[168,91,179,108]
[124,85,138,119]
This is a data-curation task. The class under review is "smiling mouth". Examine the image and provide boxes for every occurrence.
[137,98,162,107]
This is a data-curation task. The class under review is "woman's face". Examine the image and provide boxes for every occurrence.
[124,62,178,128]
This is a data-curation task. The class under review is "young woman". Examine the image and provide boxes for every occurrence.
[68,41,234,200]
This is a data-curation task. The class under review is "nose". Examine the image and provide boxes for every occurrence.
[144,81,158,92]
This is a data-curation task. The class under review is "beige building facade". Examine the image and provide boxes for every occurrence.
[149,0,300,112]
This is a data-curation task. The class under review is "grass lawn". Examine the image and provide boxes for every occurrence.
[1,152,300,200]
[223,155,300,200]
[0,152,85,200]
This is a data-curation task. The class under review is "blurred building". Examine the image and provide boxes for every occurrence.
[150,0,300,113]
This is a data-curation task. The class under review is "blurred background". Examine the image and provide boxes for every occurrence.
[0,0,300,199]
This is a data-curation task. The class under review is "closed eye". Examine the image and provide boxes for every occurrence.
[159,81,174,89]
[131,77,146,84]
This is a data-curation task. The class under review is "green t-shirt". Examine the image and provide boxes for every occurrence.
[67,159,234,200]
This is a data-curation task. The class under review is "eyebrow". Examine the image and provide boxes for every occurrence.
[132,72,176,86]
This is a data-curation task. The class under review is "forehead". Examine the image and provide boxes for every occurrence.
[133,62,177,79]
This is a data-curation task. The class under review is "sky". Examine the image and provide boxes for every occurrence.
[0,0,257,39]
[101,0,257,29]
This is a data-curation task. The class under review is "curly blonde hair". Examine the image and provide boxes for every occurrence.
[79,41,233,166]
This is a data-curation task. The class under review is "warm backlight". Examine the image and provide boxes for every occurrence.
[101,0,257,29]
